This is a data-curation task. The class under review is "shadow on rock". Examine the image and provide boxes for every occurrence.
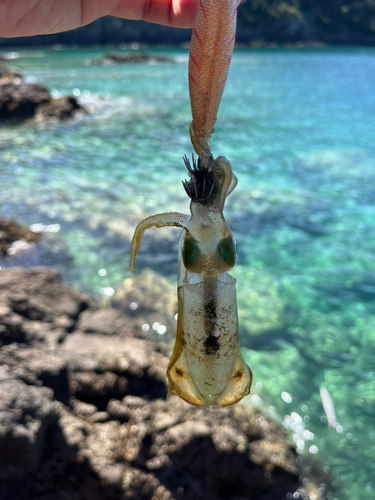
[0,415,123,500]
[153,436,299,500]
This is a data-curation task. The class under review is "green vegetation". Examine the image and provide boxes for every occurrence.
[0,1,375,46]
[237,0,375,44]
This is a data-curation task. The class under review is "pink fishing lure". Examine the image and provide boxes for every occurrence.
[189,0,240,155]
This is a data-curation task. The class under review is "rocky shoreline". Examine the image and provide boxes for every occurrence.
[0,221,327,500]
[94,52,176,65]
[0,63,85,123]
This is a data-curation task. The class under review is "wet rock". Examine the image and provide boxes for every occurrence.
[0,218,42,256]
[93,215,179,275]
[0,82,50,121]
[0,82,85,122]
[0,218,72,284]
[95,52,175,65]
[35,95,85,121]
[0,233,72,275]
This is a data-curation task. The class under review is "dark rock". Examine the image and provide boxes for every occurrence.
[0,377,58,479]
[0,82,50,121]
[35,95,86,121]
[0,63,22,83]
[76,396,302,500]
[0,217,42,256]
[76,307,134,336]
[0,266,328,500]
[59,332,168,406]
[0,267,91,321]
[0,267,92,346]
[95,52,175,65]
[0,343,69,401]
[0,82,85,122]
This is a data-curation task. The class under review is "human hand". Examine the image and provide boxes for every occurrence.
[0,0,198,38]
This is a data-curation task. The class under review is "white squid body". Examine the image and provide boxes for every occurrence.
[131,153,252,408]
[169,269,251,408]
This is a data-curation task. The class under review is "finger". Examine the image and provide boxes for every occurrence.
[110,0,198,29]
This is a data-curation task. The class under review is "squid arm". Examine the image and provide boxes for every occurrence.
[130,155,252,408]
[130,213,189,273]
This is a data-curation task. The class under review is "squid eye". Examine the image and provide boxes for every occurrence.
[183,235,201,269]
[217,236,236,268]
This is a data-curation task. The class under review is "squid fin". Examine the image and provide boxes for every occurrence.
[212,351,252,408]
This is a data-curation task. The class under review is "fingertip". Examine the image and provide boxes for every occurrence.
[141,0,198,28]
[172,0,198,28]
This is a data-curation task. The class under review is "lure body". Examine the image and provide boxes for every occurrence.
[131,154,252,408]
[189,0,240,156]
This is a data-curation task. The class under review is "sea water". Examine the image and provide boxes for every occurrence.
[1,46,375,500]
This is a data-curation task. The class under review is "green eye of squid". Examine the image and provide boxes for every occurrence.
[217,236,236,268]
[183,235,201,268]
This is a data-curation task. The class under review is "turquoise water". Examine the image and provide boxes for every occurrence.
[1,46,375,499]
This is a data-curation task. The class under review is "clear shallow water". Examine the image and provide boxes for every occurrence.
[1,46,375,499]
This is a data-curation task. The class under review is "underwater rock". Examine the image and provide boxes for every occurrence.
[235,267,285,343]
[0,82,85,122]
[0,266,327,500]
[95,52,175,65]
[103,268,178,344]
[0,233,72,275]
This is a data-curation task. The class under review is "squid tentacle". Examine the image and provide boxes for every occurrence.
[130,213,189,272]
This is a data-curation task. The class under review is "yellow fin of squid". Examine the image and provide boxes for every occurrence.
[168,343,252,409]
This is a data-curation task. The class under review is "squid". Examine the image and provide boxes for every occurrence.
[130,0,252,408]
